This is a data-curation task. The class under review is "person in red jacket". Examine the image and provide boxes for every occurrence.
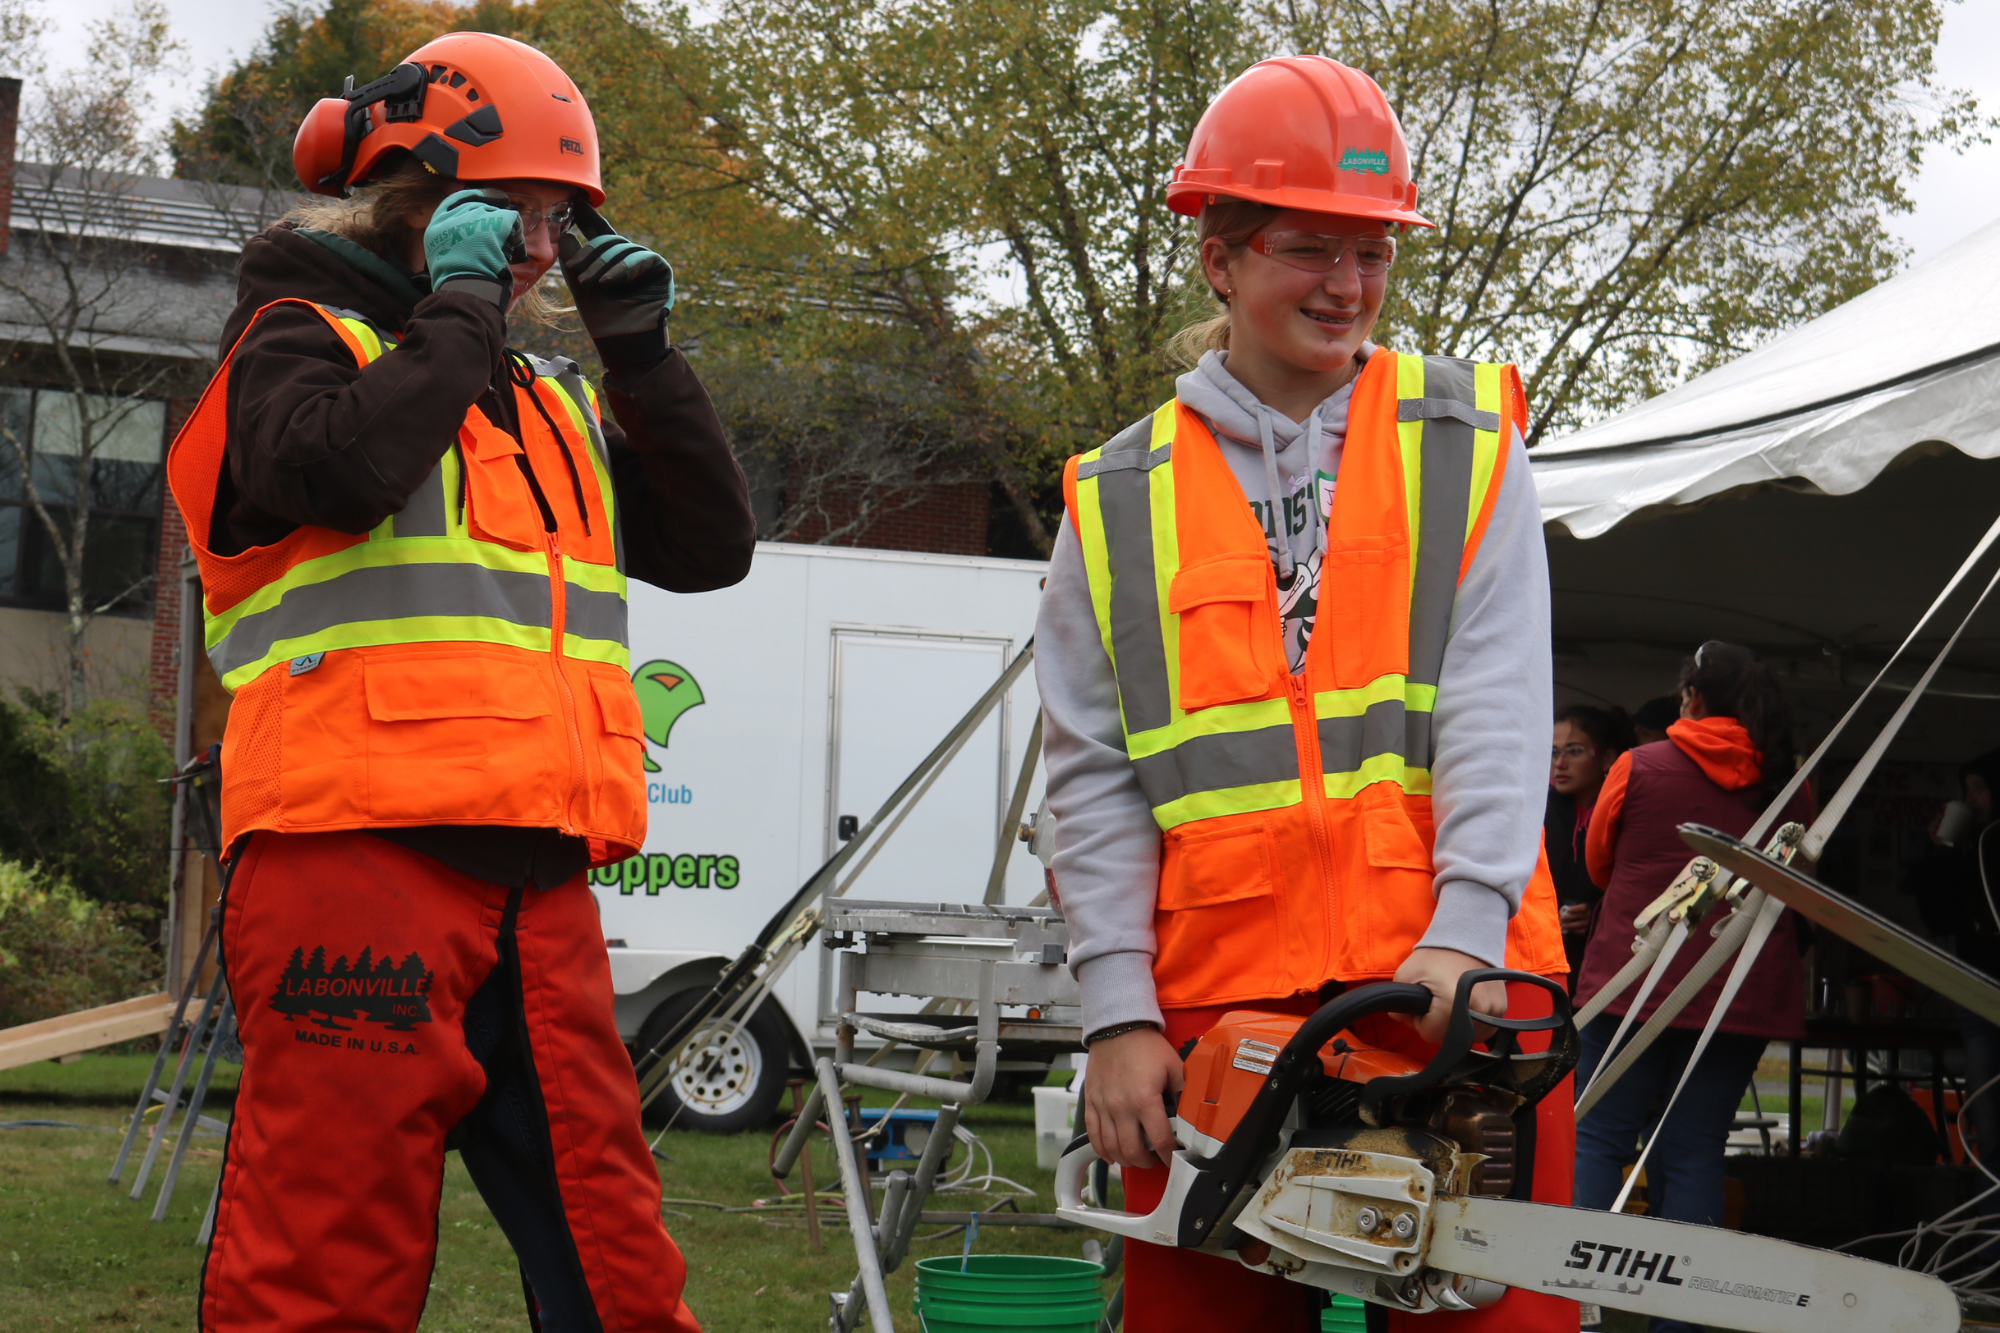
[168,33,748,1333]
[1570,641,1808,1333]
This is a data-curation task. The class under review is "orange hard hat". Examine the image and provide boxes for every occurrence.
[1168,56,1431,229]
[292,32,603,203]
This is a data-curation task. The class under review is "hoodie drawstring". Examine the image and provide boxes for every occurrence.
[1256,408,1296,586]
[1256,402,1329,589]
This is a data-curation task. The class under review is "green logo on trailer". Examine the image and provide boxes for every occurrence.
[631,659,704,773]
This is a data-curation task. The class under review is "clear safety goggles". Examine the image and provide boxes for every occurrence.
[503,193,576,238]
[1249,230,1397,276]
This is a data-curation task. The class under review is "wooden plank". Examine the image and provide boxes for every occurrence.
[0,993,176,1072]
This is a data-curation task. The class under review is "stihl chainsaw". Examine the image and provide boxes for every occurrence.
[1054,968,1959,1331]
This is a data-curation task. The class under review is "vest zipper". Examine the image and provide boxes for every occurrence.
[547,530,585,835]
[1287,669,1339,986]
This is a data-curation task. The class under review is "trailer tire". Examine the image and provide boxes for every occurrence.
[634,991,792,1135]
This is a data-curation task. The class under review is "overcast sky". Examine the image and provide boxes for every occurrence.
[30,0,2000,267]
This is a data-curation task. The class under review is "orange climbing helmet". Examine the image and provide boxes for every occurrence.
[292,32,603,203]
[1167,56,1431,228]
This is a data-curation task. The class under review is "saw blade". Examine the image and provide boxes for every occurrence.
[1426,1195,1960,1333]
[1680,824,2000,1027]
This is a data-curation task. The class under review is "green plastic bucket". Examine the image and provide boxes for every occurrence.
[1322,1292,1368,1332]
[913,1254,1105,1333]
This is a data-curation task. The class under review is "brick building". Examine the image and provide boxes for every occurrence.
[0,76,277,731]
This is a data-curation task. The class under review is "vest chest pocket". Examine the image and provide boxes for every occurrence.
[459,412,547,552]
[361,652,561,823]
[1322,534,1410,688]
[1359,783,1433,871]
[1168,553,1279,711]
[1154,819,1281,1007]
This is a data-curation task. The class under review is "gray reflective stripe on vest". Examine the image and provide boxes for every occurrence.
[208,564,553,682]
[323,305,384,336]
[1097,415,1173,735]
[551,362,624,571]
[1131,724,1299,807]
[395,463,449,538]
[1077,442,1171,479]
[1406,357,1478,690]
[1318,700,1436,775]
[565,583,628,645]
[1398,397,1499,432]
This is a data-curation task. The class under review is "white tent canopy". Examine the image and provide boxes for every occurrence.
[1534,215,2000,539]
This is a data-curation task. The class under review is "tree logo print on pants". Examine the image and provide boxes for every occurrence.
[269,946,435,1032]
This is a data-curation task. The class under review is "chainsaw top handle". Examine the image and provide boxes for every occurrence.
[1357,968,1576,1120]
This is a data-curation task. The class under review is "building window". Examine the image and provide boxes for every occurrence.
[0,386,168,617]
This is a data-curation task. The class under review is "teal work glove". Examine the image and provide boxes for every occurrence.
[424,188,527,310]
[559,202,676,370]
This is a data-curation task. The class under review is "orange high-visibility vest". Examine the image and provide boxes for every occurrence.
[1062,350,1565,1008]
[168,299,648,859]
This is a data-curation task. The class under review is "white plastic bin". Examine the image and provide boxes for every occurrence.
[1033,1084,1081,1169]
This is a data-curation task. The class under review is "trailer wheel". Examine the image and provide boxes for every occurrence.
[634,991,791,1134]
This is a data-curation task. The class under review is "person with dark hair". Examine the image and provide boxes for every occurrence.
[1547,705,1633,979]
[1631,695,1681,747]
[1904,747,2000,1163]
[166,32,748,1332]
[1569,641,1809,1333]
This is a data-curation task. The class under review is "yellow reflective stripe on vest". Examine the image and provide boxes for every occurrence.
[1072,403,1177,739]
[336,315,389,363]
[203,307,632,689]
[205,544,631,690]
[1077,356,1507,830]
[206,538,551,689]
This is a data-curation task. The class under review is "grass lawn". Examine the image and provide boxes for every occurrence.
[0,1054,1709,1331]
[0,1054,1107,1332]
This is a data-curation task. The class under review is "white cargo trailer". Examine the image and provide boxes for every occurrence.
[594,541,1050,1130]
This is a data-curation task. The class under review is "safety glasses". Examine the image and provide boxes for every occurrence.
[504,193,576,238]
[1249,230,1397,276]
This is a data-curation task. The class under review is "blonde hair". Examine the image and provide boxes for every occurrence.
[285,158,572,328]
[1167,197,1279,366]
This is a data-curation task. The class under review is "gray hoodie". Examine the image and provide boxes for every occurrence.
[1036,351,1553,1036]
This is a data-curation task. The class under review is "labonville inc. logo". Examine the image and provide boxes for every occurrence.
[269,946,434,1054]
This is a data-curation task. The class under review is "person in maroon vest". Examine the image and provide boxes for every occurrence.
[1571,642,1809,1333]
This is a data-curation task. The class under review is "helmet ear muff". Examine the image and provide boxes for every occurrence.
[291,62,432,197]
[293,97,356,197]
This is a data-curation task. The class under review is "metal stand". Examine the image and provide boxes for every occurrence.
[771,899,1084,1333]
[110,903,233,1233]
[108,906,220,1188]
[152,994,234,1223]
